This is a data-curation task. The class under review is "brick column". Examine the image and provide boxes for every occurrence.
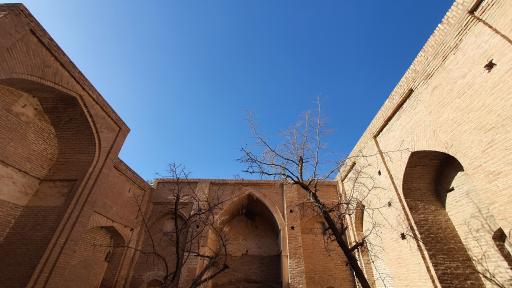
[284,184,307,288]
[180,181,210,288]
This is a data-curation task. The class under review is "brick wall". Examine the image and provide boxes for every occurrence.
[0,79,96,288]
[340,0,512,287]
[128,203,182,287]
[301,212,354,288]
[0,4,152,288]
[60,227,112,288]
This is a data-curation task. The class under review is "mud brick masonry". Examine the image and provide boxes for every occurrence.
[0,0,511,287]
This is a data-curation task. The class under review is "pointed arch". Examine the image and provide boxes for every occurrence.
[0,77,98,287]
[61,225,126,288]
[211,192,284,287]
[402,150,484,287]
[219,191,285,231]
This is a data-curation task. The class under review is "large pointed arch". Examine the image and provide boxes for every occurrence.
[0,77,98,287]
[211,192,285,287]
[402,150,484,287]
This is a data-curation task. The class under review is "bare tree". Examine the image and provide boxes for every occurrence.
[239,100,382,288]
[125,163,229,288]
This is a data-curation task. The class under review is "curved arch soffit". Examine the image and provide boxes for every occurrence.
[219,191,284,232]
[404,149,464,169]
[88,214,131,243]
[0,73,101,167]
[403,150,465,182]
[402,150,465,206]
[149,207,188,227]
[102,225,127,244]
[0,74,101,288]
[81,225,127,245]
[142,271,165,283]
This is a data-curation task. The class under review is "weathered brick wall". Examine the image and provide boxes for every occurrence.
[301,213,354,288]
[2,0,512,287]
[402,152,483,287]
[299,184,355,288]
[0,79,97,287]
[128,181,193,288]
[128,203,183,288]
[56,224,128,288]
[0,85,56,179]
[48,160,152,288]
[59,227,112,287]
[340,0,512,287]
[0,4,153,288]
[136,180,352,288]
[0,84,55,240]
[284,184,307,288]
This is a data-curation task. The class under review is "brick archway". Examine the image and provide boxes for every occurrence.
[0,78,97,287]
[402,151,484,287]
[213,193,283,288]
[62,226,126,288]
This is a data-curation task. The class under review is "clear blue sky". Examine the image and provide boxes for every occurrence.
[21,0,453,180]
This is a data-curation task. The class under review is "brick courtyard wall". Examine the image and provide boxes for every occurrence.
[299,183,355,288]
[2,0,512,287]
[0,4,153,288]
[136,180,354,288]
[0,79,96,288]
[340,0,512,287]
[59,227,112,287]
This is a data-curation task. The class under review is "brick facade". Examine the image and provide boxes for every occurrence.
[0,4,152,288]
[1,0,511,287]
[340,0,512,287]
[130,180,353,288]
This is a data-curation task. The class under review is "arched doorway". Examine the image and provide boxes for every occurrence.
[63,226,126,288]
[212,194,282,288]
[99,227,127,287]
[0,79,96,287]
[402,151,484,287]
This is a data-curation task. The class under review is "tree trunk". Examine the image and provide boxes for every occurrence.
[305,186,371,288]
[321,209,371,287]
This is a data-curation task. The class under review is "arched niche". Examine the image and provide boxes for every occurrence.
[402,151,484,287]
[354,202,374,284]
[0,78,97,287]
[211,193,283,288]
[100,226,127,288]
[63,226,126,288]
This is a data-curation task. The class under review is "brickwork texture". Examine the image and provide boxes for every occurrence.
[1,0,512,287]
